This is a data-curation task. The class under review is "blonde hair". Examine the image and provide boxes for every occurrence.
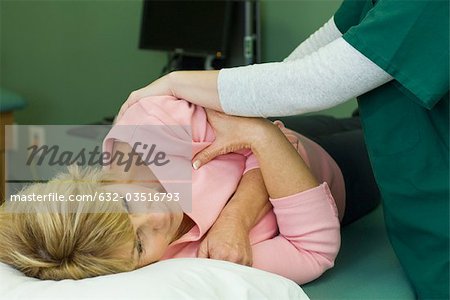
[0,165,135,280]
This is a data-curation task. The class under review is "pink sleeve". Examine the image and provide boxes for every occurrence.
[251,183,341,284]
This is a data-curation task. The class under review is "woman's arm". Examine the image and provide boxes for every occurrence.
[196,119,311,265]
[246,120,340,284]
[251,182,341,285]
[220,168,272,229]
[194,110,340,284]
[197,168,272,266]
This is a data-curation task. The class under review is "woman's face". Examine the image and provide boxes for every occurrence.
[104,183,184,268]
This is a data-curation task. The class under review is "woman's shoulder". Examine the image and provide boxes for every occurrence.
[118,96,197,126]
[115,95,212,143]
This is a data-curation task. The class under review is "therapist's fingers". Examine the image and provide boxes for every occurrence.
[192,139,246,169]
[192,108,254,169]
[117,91,140,121]
[117,74,174,121]
[192,144,222,170]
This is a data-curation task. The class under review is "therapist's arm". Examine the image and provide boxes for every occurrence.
[193,109,318,195]
[119,37,392,120]
[218,37,393,117]
[197,168,272,266]
[117,17,341,119]
[250,123,319,198]
[283,16,342,62]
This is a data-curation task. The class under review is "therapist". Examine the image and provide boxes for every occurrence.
[118,0,449,298]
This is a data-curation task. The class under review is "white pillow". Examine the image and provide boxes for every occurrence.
[0,258,308,300]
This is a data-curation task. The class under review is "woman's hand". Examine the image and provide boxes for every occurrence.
[198,213,253,266]
[197,168,271,267]
[192,109,274,169]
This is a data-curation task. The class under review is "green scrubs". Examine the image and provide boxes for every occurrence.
[334,0,449,298]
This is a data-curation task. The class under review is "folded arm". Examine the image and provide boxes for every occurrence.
[251,183,340,284]
[197,120,310,266]
[245,120,341,284]
[195,110,341,283]
[197,166,272,266]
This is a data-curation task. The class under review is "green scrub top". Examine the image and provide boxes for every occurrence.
[334,0,449,298]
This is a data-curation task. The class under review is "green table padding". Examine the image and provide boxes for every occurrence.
[302,205,415,299]
[0,88,26,112]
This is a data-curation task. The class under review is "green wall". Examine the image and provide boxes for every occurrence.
[0,0,355,125]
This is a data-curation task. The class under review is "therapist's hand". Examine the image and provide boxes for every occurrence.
[192,109,272,169]
[117,70,223,121]
[117,74,174,121]
[198,213,253,266]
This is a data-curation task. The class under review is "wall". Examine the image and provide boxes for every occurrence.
[1,0,163,124]
[0,0,355,124]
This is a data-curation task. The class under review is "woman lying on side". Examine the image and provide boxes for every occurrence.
[0,96,347,284]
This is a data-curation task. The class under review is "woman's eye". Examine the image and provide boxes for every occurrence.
[136,237,144,255]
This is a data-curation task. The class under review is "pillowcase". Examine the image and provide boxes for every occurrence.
[0,258,309,300]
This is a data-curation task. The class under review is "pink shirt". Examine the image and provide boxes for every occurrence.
[103,96,345,284]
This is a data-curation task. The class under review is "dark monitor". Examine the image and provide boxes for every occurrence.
[139,1,233,57]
